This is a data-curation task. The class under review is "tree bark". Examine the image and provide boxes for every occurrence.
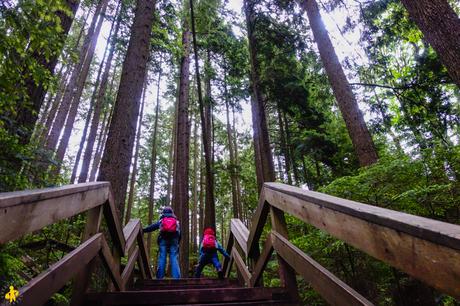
[89,102,112,181]
[277,106,292,185]
[189,0,215,229]
[199,149,205,237]
[191,115,199,253]
[224,72,239,218]
[15,0,80,145]
[79,2,123,183]
[244,0,276,192]
[283,112,299,184]
[98,0,157,221]
[125,78,148,224]
[172,19,191,275]
[399,0,460,88]
[46,0,106,153]
[232,106,243,222]
[147,62,162,258]
[54,0,109,166]
[300,0,378,167]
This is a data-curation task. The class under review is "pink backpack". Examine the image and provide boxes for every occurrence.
[202,234,216,250]
[161,217,177,233]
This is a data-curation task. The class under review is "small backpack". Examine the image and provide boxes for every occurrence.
[202,233,216,251]
[160,217,177,233]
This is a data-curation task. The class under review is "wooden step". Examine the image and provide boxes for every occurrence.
[134,283,241,290]
[135,278,238,287]
[85,287,292,305]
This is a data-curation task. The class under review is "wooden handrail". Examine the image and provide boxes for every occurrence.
[0,182,110,244]
[0,183,153,306]
[225,182,460,304]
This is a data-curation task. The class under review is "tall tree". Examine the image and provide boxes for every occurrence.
[191,116,199,253]
[125,78,147,224]
[244,0,276,191]
[224,73,240,218]
[147,61,163,257]
[72,0,122,183]
[189,0,215,228]
[54,0,110,166]
[79,6,123,183]
[46,0,107,153]
[172,17,192,275]
[98,0,157,220]
[399,0,460,88]
[299,0,378,167]
[15,0,80,145]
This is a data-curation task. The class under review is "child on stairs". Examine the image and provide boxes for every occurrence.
[143,206,181,279]
[194,227,230,279]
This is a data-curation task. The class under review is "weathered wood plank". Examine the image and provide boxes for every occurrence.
[0,182,109,207]
[264,182,460,250]
[271,231,373,306]
[137,228,153,279]
[263,183,460,299]
[100,236,124,291]
[231,247,251,285]
[121,246,139,288]
[70,206,103,306]
[269,206,298,300]
[249,235,273,287]
[223,233,234,277]
[85,287,290,305]
[103,191,126,255]
[0,184,109,244]
[246,189,270,257]
[230,219,249,256]
[17,234,102,306]
[123,219,140,255]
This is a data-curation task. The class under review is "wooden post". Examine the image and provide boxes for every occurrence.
[269,206,299,301]
[70,205,103,306]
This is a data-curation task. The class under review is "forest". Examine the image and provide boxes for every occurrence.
[1,0,460,304]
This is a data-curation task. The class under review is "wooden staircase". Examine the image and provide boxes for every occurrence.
[1,182,460,305]
[85,278,298,305]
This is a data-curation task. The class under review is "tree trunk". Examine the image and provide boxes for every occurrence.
[277,106,292,185]
[46,0,106,153]
[54,0,110,167]
[172,19,191,275]
[72,1,121,183]
[189,0,215,229]
[147,62,163,258]
[40,66,72,143]
[283,113,299,184]
[89,66,118,181]
[199,150,205,237]
[300,0,378,167]
[399,0,460,87]
[244,0,276,192]
[125,78,148,224]
[15,0,80,145]
[79,2,123,183]
[98,0,157,221]
[224,72,239,218]
[232,106,243,222]
[191,114,199,253]
[166,115,175,206]
[89,103,112,181]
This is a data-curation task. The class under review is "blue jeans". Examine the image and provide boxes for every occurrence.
[157,238,181,279]
[194,252,222,277]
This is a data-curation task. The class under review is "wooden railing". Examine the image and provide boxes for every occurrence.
[223,182,460,305]
[0,182,153,306]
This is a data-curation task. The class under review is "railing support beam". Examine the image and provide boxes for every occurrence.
[269,206,299,301]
